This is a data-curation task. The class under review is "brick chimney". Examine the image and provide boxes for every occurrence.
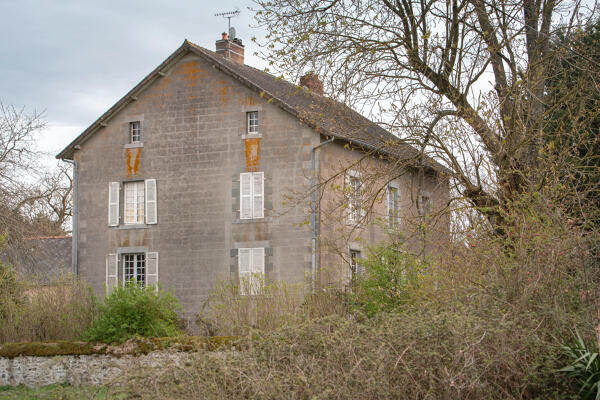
[215,32,244,64]
[299,72,324,95]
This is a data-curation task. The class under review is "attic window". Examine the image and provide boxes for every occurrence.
[130,121,141,143]
[247,111,258,134]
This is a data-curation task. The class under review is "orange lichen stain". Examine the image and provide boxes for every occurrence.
[245,96,257,106]
[173,61,204,88]
[245,138,260,172]
[126,147,141,175]
[134,77,172,112]
[220,80,228,103]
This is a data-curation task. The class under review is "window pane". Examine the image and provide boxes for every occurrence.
[136,254,146,288]
[247,112,258,133]
[130,121,141,143]
[349,176,361,222]
[124,254,145,287]
[124,182,145,224]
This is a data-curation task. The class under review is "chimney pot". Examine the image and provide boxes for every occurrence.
[299,72,324,96]
[222,32,228,40]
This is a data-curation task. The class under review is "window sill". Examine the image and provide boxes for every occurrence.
[242,133,262,139]
[117,224,149,230]
[233,217,271,224]
[124,142,144,149]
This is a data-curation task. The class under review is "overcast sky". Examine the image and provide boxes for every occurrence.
[0,0,266,161]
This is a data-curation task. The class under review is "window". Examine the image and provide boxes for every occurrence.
[347,173,362,224]
[240,172,264,219]
[124,181,145,224]
[130,121,141,143]
[386,185,399,227]
[108,180,157,226]
[349,249,362,286]
[123,253,145,287]
[247,111,258,134]
[238,248,265,295]
[419,193,432,215]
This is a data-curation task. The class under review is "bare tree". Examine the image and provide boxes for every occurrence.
[0,101,73,274]
[252,0,599,232]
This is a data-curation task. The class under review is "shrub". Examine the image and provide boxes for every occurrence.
[351,245,429,316]
[198,276,305,336]
[0,271,97,343]
[85,283,182,343]
[198,276,349,336]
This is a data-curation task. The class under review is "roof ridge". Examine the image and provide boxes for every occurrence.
[56,39,449,174]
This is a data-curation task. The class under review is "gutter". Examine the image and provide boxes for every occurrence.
[61,158,79,279]
[311,136,335,294]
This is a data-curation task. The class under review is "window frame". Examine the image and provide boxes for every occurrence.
[129,121,141,143]
[123,181,145,225]
[386,183,400,227]
[346,170,362,225]
[246,111,259,134]
[123,253,146,288]
[418,192,433,216]
[348,248,362,289]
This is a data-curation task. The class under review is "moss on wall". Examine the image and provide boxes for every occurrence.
[0,336,238,359]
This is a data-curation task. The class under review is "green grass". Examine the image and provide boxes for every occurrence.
[0,384,119,400]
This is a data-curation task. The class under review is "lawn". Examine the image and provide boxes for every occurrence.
[0,384,118,400]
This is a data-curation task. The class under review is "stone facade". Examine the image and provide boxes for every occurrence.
[73,54,319,319]
[0,351,194,388]
[58,38,449,321]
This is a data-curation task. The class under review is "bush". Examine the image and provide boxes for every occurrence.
[351,245,429,316]
[198,275,351,336]
[85,283,182,343]
[198,276,305,336]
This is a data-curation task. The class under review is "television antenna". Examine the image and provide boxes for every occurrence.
[214,10,240,38]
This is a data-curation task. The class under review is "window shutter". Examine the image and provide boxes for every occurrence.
[252,248,265,274]
[253,172,264,218]
[146,252,159,289]
[106,253,118,294]
[386,187,391,222]
[238,248,251,294]
[345,174,353,224]
[251,248,264,295]
[145,179,157,225]
[108,182,120,226]
[240,173,253,219]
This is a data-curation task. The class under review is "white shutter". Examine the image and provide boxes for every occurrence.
[252,172,264,218]
[145,179,157,225]
[238,248,251,295]
[108,182,120,226]
[106,253,118,294]
[240,173,253,219]
[251,248,265,295]
[146,252,158,289]
[252,248,265,274]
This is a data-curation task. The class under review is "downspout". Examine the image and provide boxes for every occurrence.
[61,158,78,279]
[311,137,335,294]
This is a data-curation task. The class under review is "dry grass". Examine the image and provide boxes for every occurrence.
[120,199,597,399]
[0,272,96,343]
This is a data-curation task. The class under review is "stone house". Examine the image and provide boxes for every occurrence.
[57,34,449,319]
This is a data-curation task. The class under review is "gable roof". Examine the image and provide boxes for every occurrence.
[56,40,447,174]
